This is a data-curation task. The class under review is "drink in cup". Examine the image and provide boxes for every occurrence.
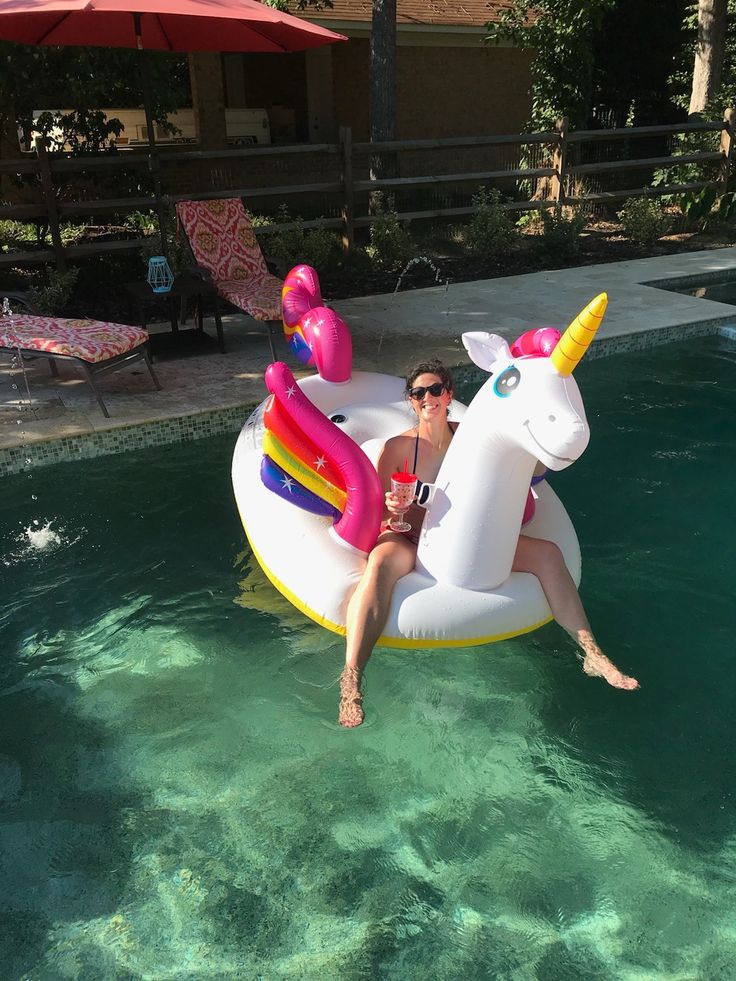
[389,472,418,533]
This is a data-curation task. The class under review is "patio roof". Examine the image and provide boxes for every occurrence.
[300,0,521,30]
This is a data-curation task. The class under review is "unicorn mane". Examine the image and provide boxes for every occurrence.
[261,362,383,554]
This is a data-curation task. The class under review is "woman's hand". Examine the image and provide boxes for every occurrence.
[384,490,405,516]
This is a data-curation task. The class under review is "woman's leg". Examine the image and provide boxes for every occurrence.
[339,533,417,727]
[513,536,639,690]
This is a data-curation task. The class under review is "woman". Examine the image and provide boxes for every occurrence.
[338,359,639,728]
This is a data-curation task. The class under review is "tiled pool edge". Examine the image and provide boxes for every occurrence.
[1,318,732,476]
[0,404,252,477]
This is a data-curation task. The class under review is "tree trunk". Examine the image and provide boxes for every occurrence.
[689,0,728,116]
[370,0,398,187]
[189,52,228,149]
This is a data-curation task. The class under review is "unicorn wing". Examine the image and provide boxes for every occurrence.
[281,264,352,383]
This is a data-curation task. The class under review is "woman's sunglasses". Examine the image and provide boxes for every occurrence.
[409,382,447,400]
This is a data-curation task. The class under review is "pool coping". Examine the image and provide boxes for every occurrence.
[2,311,733,477]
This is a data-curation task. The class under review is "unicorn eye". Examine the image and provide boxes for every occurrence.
[493,367,521,398]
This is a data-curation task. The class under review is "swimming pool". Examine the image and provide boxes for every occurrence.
[2,335,735,978]
[657,274,736,306]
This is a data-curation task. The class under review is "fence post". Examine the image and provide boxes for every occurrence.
[339,125,354,251]
[552,116,569,205]
[34,135,68,274]
[718,108,735,192]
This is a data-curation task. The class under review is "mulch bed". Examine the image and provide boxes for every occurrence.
[319,222,736,301]
[5,219,736,322]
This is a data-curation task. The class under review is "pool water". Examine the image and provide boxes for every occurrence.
[2,336,736,979]
[660,277,736,306]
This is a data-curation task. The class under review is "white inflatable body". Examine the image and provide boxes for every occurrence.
[232,370,581,649]
[233,265,606,649]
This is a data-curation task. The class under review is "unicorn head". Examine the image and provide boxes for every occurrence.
[416,293,607,590]
[461,292,606,471]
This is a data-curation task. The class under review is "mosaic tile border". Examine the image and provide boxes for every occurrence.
[1,319,733,477]
[0,404,253,477]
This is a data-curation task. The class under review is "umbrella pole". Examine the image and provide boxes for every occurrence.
[136,17,168,258]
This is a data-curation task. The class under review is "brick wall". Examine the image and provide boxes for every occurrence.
[237,39,532,146]
[397,46,533,139]
[329,40,532,141]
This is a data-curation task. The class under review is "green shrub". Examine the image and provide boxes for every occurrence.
[677,185,736,231]
[537,206,586,261]
[365,194,413,272]
[330,245,373,280]
[125,211,158,235]
[267,205,342,274]
[618,197,669,245]
[465,187,517,260]
[58,222,87,246]
[27,266,80,315]
[138,205,189,274]
[302,226,341,272]
[0,220,36,248]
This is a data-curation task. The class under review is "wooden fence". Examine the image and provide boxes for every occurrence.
[0,110,733,272]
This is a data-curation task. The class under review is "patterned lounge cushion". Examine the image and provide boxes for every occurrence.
[0,316,148,364]
[176,198,269,284]
[218,274,282,321]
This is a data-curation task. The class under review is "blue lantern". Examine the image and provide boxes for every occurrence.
[147,255,174,293]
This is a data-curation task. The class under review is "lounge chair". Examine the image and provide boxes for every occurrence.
[0,303,161,418]
[175,198,282,361]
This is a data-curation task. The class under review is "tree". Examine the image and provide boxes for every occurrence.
[0,43,190,156]
[485,0,615,130]
[668,1,736,119]
[592,0,687,127]
[369,0,397,182]
[688,0,729,115]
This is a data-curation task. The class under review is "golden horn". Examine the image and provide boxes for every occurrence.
[550,293,608,376]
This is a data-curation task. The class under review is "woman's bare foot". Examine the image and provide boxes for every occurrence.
[577,633,639,690]
[338,666,365,727]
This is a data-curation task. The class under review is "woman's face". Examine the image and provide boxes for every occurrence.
[408,372,453,422]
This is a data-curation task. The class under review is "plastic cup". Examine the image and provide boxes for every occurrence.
[389,472,418,532]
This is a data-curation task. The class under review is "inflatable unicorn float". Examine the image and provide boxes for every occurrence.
[232,264,607,648]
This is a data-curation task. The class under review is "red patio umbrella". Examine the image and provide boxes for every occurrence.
[0,0,346,246]
[0,0,346,147]
[0,0,345,54]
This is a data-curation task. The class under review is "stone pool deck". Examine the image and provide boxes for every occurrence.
[2,247,736,473]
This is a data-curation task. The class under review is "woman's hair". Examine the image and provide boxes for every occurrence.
[404,358,454,395]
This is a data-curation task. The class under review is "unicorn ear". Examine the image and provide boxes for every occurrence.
[462,332,512,373]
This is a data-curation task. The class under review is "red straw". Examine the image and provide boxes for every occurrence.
[404,458,408,472]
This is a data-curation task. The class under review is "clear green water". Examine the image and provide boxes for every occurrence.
[2,336,736,980]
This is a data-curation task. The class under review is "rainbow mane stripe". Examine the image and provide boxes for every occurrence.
[262,392,346,518]
[260,362,383,554]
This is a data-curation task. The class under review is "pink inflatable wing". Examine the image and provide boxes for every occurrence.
[282,264,323,330]
[264,362,383,554]
[300,306,352,383]
[280,263,353,382]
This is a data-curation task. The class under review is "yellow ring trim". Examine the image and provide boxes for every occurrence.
[238,503,553,649]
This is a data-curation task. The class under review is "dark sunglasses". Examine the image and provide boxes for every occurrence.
[409,382,446,400]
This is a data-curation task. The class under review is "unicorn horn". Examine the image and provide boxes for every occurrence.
[550,292,608,376]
